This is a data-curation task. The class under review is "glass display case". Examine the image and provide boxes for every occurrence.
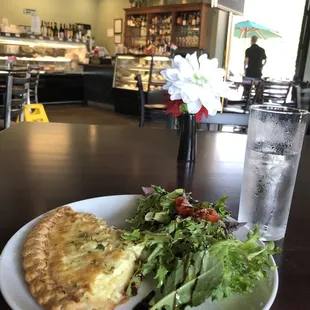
[113,54,171,115]
[113,54,170,92]
[0,34,87,72]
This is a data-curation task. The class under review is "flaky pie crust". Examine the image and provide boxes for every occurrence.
[22,206,133,310]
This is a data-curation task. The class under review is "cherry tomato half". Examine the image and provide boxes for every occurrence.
[194,208,220,223]
[175,196,194,217]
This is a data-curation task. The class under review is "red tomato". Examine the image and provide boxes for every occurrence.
[194,208,220,223]
[175,196,194,217]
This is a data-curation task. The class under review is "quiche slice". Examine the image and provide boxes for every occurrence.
[23,206,143,310]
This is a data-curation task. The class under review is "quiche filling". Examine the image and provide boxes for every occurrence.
[23,206,143,310]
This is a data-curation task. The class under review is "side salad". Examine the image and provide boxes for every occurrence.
[122,185,280,310]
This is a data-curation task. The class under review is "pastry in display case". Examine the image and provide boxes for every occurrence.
[113,54,171,115]
[0,34,87,72]
[113,54,170,92]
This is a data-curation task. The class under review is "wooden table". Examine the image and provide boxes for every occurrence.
[0,122,308,310]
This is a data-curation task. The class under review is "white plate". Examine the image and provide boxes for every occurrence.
[0,195,278,310]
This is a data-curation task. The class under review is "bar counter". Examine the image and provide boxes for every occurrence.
[37,64,114,105]
[0,64,114,107]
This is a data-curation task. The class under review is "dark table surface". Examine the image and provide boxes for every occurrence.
[0,122,309,310]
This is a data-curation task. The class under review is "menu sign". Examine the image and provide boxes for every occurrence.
[214,0,245,15]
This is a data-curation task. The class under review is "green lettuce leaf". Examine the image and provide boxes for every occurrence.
[209,226,280,300]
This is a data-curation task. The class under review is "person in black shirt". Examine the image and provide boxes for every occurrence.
[244,35,267,79]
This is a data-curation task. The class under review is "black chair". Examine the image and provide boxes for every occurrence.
[296,84,310,135]
[296,84,310,110]
[223,80,261,114]
[0,69,30,129]
[136,74,166,127]
[261,80,292,105]
[200,112,249,132]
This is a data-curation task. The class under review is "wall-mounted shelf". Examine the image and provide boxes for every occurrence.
[124,3,210,51]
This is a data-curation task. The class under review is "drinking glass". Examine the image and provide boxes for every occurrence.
[238,105,309,241]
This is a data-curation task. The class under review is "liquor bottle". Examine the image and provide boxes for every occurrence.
[41,21,44,35]
[192,13,196,26]
[196,12,201,25]
[50,22,53,37]
[182,14,187,26]
[59,23,64,39]
[72,24,76,39]
[47,22,51,37]
[49,22,53,37]
[43,22,47,36]
[53,22,58,38]
[64,24,68,39]
[154,15,158,25]
[188,14,192,26]
[78,25,83,39]
[177,14,181,25]
[69,24,72,39]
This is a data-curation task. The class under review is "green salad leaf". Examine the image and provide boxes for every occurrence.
[123,185,281,309]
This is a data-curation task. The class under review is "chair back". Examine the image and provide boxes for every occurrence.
[3,69,30,128]
[296,85,310,110]
[136,74,146,127]
[224,80,261,114]
[28,65,40,103]
[261,80,292,104]
[201,112,249,127]
[241,80,263,110]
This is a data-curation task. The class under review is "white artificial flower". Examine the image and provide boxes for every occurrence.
[161,52,229,116]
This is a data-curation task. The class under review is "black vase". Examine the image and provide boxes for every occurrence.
[177,161,195,191]
[177,113,197,162]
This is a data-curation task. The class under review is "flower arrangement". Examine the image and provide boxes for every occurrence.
[161,52,228,122]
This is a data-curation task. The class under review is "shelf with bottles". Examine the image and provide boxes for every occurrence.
[149,13,172,37]
[175,11,201,27]
[126,14,148,39]
[124,4,209,51]
[175,29,200,48]
[147,12,172,56]
[175,10,201,48]
[40,21,89,42]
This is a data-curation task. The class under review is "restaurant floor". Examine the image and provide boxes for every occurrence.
[44,104,237,132]
[44,104,161,127]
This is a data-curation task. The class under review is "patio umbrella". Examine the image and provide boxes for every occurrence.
[234,20,281,39]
